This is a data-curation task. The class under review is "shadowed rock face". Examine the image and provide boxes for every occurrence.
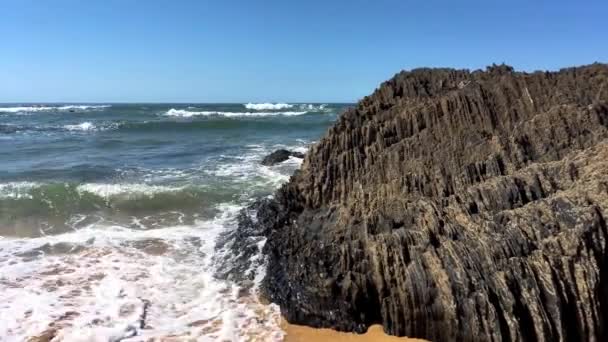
[257,64,608,341]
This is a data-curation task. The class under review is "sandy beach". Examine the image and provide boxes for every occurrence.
[283,321,427,342]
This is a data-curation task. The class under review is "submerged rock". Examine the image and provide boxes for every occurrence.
[261,149,305,166]
[257,64,608,341]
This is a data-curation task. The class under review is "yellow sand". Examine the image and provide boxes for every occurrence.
[283,322,428,342]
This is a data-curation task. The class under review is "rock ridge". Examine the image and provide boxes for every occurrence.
[257,64,608,341]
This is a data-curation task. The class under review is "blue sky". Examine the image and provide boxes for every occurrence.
[1,0,606,103]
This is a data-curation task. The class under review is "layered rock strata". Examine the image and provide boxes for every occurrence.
[252,64,608,341]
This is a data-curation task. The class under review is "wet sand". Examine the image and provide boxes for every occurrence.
[283,321,427,342]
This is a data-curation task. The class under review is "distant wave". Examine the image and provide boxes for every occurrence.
[164,108,308,117]
[3,117,334,136]
[244,103,293,110]
[299,104,328,111]
[0,122,116,134]
[244,103,329,112]
[0,105,111,113]
[0,124,20,134]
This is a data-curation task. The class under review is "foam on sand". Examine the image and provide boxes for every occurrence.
[0,204,284,341]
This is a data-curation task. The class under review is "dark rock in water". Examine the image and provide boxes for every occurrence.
[257,63,608,341]
[214,199,280,285]
[261,149,305,166]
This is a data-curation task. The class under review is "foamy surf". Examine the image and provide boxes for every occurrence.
[0,102,342,342]
[0,142,312,341]
[205,142,311,188]
[0,204,284,342]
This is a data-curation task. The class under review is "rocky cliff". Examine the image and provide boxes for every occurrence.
[258,64,608,341]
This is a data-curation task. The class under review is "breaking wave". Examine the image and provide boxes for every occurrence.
[0,182,223,233]
[243,103,329,112]
[164,108,308,117]
[244,103,293,110]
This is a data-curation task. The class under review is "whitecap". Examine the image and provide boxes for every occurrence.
[164,108,307,117]
[297,103,328,112]
[57,105,111,111]
[64,122,96,131]
[244,103,293,111]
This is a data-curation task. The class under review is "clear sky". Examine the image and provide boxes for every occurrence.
[1,0,606,103]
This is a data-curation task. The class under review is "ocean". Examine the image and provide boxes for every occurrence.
[0,103,347,341]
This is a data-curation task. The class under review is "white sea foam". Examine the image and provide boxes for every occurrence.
[0,203,284,341]
[136,168,192,184]
[0,182,184,201]
[58,105,111,111]
[0,105,111,114]
[242,103,329,112]
[0,182,39,199]
[64,121,119,132]
[63,122,96,131]
[205,142,311,190]
[298,104,328,112]
[76,183,184,199]
[244,103,293,110]
[164,108,307,117]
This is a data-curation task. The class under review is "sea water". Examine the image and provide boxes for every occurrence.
[0,103,346,341]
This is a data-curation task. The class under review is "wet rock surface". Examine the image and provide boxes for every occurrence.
[215,199,280,286]
[256,64,608,341]
[261,149,305,166]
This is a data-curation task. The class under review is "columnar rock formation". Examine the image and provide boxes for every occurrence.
[258,64,608,341]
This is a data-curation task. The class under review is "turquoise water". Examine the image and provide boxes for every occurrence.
[0,103,346,340]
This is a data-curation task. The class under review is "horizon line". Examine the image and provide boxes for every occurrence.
[0,101,357,104]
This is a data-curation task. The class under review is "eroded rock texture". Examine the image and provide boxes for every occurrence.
[259,64,608,341]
